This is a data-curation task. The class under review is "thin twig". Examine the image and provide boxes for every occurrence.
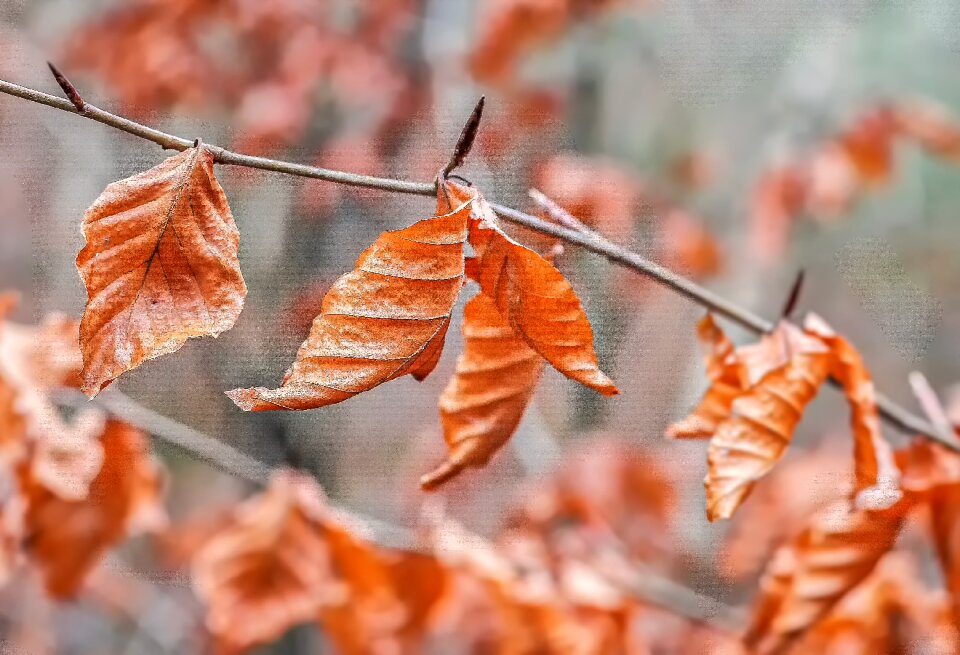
[907,372,959,447]
[0,72,950,451]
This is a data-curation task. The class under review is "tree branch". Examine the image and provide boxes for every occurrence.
[0,72,950,452]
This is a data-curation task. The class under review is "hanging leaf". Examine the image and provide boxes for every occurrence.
[667,314,747,439]
[226,194,472,411]
[743,497,911,655]
[444,180,617,396]
[705,321,832,521]
[804,315,902,510]
[191,469,346,652]
[420,291,544,490]
[77,145,246,397]
[21,419,167,598]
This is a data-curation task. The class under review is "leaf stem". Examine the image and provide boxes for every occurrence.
[0,73,951,450]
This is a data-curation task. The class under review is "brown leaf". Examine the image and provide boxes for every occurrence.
[22,419,167,598]
[227,191,472,411]
[667,314,747,439]
[77,145,246,396]
[420,292,544,490]
[804,315,902,510]
[445,180,617,397]
[836,106,898,186]
[743,497,910,655]
[191,469,346,652]
[705,321,832,520]
[893,98,960,159]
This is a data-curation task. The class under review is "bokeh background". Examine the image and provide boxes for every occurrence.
[0,0,958,652]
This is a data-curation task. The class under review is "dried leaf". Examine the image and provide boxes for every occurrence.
[804,315,902,510]
[930,484,960,628]
[226,195,472,411]
[192,469,345,652]
[667,314,746,439]
[893,98,960,159]
[836,106,898,186]
[743,497,910,655]
[420,292,544,490]
[445,180,617,396]
[77,145,246,396]
[705,321,832,520]
[22,419,166,598]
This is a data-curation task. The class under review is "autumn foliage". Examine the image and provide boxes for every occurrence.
[2,1,960,653]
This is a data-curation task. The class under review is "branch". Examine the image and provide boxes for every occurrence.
[58,388,743,634]
[0,71,950,451]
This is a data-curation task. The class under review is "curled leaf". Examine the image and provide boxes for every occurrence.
[804,315,902,510]
[77,145,246,396]
[445,180,617,396]
[420,292,544,490]
[744,497,910,655]
[705,321,832,521]
[227,197,472,411]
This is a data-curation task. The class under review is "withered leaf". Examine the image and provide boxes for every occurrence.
[420,291,544,490]
[743,497,911,655]
[192,469,345,652]
[77,145,246,396]
[444,180,617,397]
[22,419,167,598]
[804,315,902,510]
[705,321,832,521]
[226,195,472,411]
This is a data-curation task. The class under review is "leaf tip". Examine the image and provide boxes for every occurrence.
[419,459,465,491]
[225,387,259,411]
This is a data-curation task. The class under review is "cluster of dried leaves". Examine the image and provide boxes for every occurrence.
[750,99,960,262]
[666,311,960,654]
[73,136,617,489]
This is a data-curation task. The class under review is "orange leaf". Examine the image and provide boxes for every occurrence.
[804,315,902,510]
[420,292,544,490]
[892,98,960,160]
[705,321,832,520]
[445,180,617,396]
[77,145,246,397]
[743,497,911,655]
[667,314,746,439]
[226,195,472,411]
[836,106,898,185]
[930,483,960,627]
[191,469,346,652]
[21,419,167,598]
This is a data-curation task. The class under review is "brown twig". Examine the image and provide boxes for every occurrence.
[0,72,950,451]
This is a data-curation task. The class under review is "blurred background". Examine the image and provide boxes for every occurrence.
[1,0,959,652]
